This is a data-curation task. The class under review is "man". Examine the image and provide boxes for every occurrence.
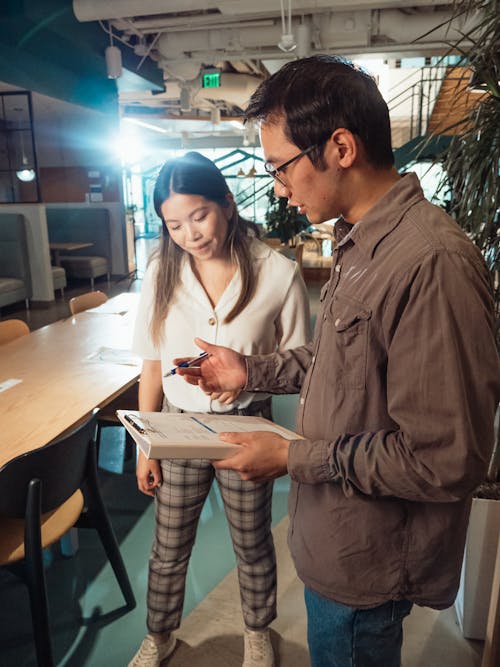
[178,55,500,667]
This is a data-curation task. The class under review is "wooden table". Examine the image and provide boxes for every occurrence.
[49,242,94,265]
[0,293,140,469]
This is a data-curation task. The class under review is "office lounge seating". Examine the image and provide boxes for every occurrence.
[0,318,30,345]
[0,414,136,667]
[0,214,32,310]
[50,266,66,298]
[46,208,112,290]
[59,255,110,290]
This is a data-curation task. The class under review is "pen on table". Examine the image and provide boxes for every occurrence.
[164,351,209,377]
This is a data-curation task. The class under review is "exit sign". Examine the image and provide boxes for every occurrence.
[202,70,221,88]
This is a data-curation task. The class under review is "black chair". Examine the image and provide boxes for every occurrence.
[0,414,136,667]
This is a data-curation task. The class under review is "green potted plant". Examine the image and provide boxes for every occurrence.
[264,187,309,246]
[427,0,500,640]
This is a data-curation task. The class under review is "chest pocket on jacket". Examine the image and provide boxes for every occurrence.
[328,294,371,389]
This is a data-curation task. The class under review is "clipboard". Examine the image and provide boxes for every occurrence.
[116,409,301,459]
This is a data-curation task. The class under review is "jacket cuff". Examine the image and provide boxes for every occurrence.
[245,354,276,391]
[288,439,334,483]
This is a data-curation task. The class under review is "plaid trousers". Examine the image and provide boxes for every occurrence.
[147,398,277,634]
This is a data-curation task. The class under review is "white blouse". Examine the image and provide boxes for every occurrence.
[132,237,311,413]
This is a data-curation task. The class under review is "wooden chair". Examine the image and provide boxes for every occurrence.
[0,414,135,667]
[68,290,108,315]
[293,242,304,275]
[0,318,30,345]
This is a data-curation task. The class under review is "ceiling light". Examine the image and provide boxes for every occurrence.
[278,33,296,52]
[278,0,296,52]
[105,24,122,79]
[180,87,191,112]
[16,168,36,182]
[210,107,221,125]
[296,23,311,58]
[123,118,170,134]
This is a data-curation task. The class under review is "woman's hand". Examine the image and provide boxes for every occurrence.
[136,451,162,496]
[208,389,241,404]
[175,338,247,394]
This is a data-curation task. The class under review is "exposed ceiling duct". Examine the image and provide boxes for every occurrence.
[72,0,476,122]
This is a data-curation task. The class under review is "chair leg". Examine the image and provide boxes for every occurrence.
[25,479,55,667]
[84,442,136,609]
[95,421,103,464]
[90,276,95,290]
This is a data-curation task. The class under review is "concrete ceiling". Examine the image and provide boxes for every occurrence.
[0,1,477,148]
[71,0,474,119]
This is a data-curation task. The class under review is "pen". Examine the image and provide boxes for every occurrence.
[164,351,209,377]
[124,413,148,434]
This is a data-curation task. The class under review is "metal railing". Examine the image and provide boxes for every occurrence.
[387,63,469,147]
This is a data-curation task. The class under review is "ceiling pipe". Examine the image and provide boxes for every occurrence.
[151,73,263,110]
[154,9,466,64]
[73,0,457,23]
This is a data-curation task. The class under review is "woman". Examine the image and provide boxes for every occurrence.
[129,152,311,667]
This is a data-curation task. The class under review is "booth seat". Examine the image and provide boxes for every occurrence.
[58,255,109,290]
[46,208,112,289]
[51,265,67,297]
[0,214,31,310]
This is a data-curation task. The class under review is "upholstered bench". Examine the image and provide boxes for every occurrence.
[0,277,29,309]
[51,266,67,297]
[0,215,31,310]
[59,255,110,290]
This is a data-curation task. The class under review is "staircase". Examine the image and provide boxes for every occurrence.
[391,65,484,171]
[427,66,483,135]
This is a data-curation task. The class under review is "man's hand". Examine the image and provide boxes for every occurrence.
[212,431,291,481]
[175,337,247,394]
[136,451,162,496]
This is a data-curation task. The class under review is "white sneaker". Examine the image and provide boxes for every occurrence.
[243,628,274,667]
[128,634,177,667]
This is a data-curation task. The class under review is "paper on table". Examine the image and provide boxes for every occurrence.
[85,347,141,366]
[0,378,22,393]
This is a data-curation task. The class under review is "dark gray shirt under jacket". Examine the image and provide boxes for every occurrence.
[245,173,500,610]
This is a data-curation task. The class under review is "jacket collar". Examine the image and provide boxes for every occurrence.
[336,173,426,258]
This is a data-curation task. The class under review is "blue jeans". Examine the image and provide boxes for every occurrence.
[304,587,413,667]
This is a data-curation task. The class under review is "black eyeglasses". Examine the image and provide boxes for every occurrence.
[264,145,317,187]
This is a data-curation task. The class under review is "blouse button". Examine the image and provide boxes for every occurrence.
[208,316,216,326]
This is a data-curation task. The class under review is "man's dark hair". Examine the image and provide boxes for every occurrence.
[246,55,394,169]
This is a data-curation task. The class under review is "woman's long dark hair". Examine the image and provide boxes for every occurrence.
[149,151,260,345]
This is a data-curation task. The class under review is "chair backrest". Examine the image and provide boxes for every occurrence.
[69,290,108,315]
[0,319,30,345]
[294,242,304,272]
[0,214,32,290]
[46,208,112,260]
[0,415,96,518]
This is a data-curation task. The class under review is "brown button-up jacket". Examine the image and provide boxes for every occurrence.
[246,173,500,609]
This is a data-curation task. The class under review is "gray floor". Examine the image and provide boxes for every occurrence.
[0,241,484,666]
